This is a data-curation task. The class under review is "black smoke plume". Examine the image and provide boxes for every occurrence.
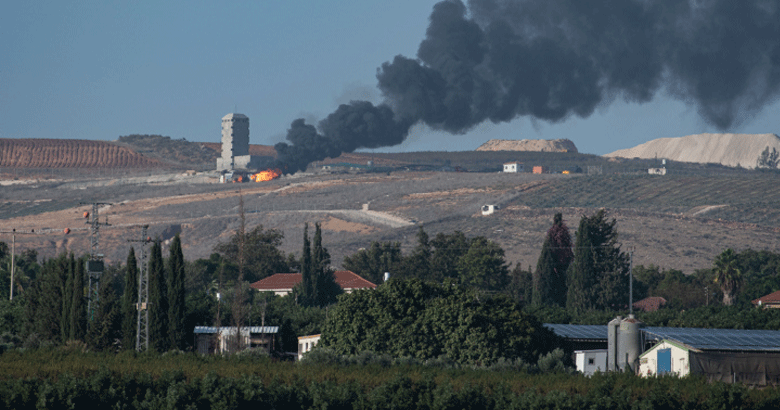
[273,0,780,173]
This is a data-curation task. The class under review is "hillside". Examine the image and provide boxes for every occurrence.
[476,138,578,153]
[1,166,778,275]
[0,138,164,169]
[605,133,780,169]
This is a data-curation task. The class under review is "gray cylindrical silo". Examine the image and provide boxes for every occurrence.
[617,315,643,373]
[607,316,621,371]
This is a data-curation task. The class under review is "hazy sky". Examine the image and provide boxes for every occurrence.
[2,0,779,155]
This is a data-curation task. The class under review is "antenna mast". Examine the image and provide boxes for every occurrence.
[82,202,112,322]
[128,225,151,351]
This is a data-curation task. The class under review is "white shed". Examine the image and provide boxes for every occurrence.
[575,350,607,376]
[639,339,693,378]
[503,162,524,173]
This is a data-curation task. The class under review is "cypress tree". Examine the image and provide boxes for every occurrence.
[566,210,629,312]
[313,222,340,307]
[167,234,186,350]
[86,269,120,350]
[533,213,573,307]
[300,223,313,306]
[71,255,86,341]
[148,240,169,352]
[121,247,139,350]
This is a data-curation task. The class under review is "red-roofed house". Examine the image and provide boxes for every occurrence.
[632,296,667,312]
[753,290,780,308]
[249,270,377,296]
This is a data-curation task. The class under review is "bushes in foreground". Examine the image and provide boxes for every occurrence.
[2,350,780,409]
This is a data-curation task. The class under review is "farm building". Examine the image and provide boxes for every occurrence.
[249,270,376,296]
[298,334,321,360]
[194,326,279,355]
[546,319,780,386]
[532,166,548,174]
[503,162,524,173]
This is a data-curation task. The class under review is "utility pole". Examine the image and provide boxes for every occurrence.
[82,202,112,322]
[2,228,70,301]
[629,247,634,315]
[128,225,151,351]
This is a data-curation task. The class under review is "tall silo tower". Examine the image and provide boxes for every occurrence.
[217,113,249,171]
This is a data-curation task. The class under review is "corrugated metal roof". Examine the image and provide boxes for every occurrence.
[194,326,279,334]
[544,323,780,352]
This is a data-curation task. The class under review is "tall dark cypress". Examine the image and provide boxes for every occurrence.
[167,234,186,351]
[148,240,169,352]
[533,213,573,307]
[121,247,139,350]
[312,222,339,307]
[300,223,313,306]
[70,255,86,341]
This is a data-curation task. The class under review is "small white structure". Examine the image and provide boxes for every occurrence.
[575,350,607,376]
[481,204,498,215]
[648,167,667,175]
[194,326,279,355]
[503,162,524,173]
[639,340,692,377]
[298,334,321,360]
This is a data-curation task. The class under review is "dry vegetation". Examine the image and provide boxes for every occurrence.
[0,138,163,168]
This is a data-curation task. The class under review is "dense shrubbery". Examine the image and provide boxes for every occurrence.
[321,279,560,366]
[1,350,780,409]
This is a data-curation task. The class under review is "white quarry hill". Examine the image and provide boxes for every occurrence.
[604,133,780,169]
[476,138,578,153]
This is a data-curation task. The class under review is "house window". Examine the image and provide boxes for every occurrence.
[588,358,595,365]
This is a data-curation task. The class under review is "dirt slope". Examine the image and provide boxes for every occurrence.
[476,139,578,153]
[605,133,780,169]
[0,138,163,168]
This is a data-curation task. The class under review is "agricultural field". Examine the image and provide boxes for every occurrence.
[0,138,163,169]
[0,158,778,276]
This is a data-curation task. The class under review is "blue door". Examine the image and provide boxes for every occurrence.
[657,348,671,375]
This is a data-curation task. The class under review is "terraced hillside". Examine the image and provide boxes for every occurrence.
[0,138,163,168]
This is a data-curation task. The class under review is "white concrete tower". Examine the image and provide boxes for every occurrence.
[217,113,249,171]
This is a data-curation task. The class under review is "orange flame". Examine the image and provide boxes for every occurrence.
[250,168,282,182]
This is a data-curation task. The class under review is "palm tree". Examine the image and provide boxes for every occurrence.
[713,248,742,306]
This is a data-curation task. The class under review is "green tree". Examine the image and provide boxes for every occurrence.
[713,248,742,306]
[86,266,121,350]
[403,226,432,281]
[566,210,630,312]
[757,146,780,169]
[69,255,86,341]
[507,263,533,306]
[456,236,509,291]
[342,241,403,284]
[312,222,341,307]
[299,223,314,306]
[121,247,138,350]
[533,213,573,307]
[168,234,186,350]
[430,232,469,281]
[214,225,289,283]
[321,279,559,366]
[148,240,169,351]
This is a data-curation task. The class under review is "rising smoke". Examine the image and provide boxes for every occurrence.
[273,0,780,173]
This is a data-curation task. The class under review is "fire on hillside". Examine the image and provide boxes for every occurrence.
[249,168,282,182]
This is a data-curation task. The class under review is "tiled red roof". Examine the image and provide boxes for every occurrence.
[753,290,780,305]
[333,270,377,290]
[249,274,302,290]
[632,296,666,312]
[249,271,376,291]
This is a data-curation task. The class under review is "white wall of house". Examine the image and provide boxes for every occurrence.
[503,163,523,173]
[298,334,321,360]
[639,340,692,377]
[575,350,607,376]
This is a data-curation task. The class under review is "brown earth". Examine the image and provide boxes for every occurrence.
[1,169,778,276]
[0,138,164,168]
[476,139,578,153]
